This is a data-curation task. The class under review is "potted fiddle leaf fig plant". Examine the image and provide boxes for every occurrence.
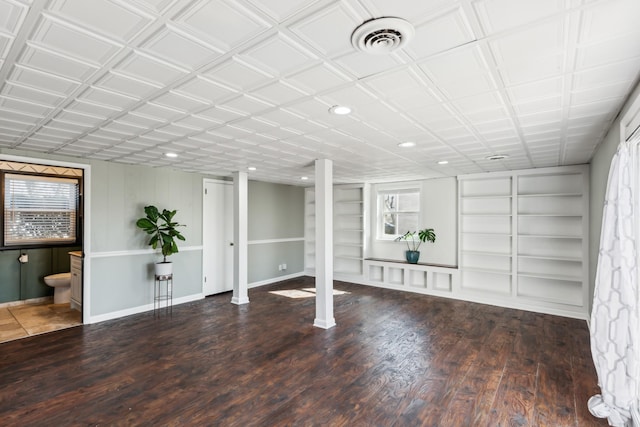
[395,228,436,264]
[136,205,186,276]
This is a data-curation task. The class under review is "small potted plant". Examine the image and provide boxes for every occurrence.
[395,228,436,264]
[136,205,186,276]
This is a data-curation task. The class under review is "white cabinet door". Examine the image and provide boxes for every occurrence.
[70,256,82,309]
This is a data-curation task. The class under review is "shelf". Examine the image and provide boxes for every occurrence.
[518,193,582,198]
[335,200,363,204]
[518,254,581,262]
[335,255,362,260]
[461,213,512,217]
[461,194,512,199]
[462,232,512,237]
[518,234,581,239]
[517,213,581,217]
[463,267,512,276]
[335,213,363,217]
[518,272,581,282]
[336,228,363,232]
[462,250,512,257]
[335,242,363,247]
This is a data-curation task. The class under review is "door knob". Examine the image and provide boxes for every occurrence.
[229,242,234,246]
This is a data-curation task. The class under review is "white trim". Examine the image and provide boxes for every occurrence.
[0,153,92,325]
[375,187,421,241]
[458,164,588,181]
[375,181,422,192]
[87,292,203,324]
[203,178,232,186]
[248,237,304,245]
[249,272,305,288]
[359,278,590,320]
[90,245,203,258]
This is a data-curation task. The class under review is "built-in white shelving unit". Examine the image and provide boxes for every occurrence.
[304,187,315,276]
[304,184,368,280]
[459,175,514,296]
[458,165,589,319]
[333,185,365,279]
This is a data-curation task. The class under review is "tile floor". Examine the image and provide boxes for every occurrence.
[0,301,81,343]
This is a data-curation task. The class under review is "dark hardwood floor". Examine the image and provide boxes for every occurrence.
[0,277,606,426]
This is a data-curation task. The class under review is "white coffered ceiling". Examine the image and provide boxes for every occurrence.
[0,0,639,184]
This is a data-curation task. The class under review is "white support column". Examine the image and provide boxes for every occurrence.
[314,159,336,329]
[231,171,249,305]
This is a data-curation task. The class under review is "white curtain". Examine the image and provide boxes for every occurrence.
[589,138,640,426]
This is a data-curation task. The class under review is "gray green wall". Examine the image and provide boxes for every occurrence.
[589,80,640,314]
[0,148,205,320]
[0,246,81,303]
[89,160,204,316]
[0,149,307,320]
[247,180,304,284]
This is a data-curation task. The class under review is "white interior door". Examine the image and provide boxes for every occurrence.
[203,180,233,296]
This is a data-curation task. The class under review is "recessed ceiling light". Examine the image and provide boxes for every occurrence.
[165,152,178,158]
[437,160,449,165]
[329,105,351,115]
[301,176,309,181]
[398,141,416,148]
[247,166,256,171]
[485,154,509,161]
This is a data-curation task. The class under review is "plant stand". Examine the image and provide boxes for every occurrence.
[154,273,173,317]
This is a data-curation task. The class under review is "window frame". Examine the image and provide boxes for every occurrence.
[376,187,421,241]
[1,171,83,250]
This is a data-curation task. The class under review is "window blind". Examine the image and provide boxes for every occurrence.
[4,173,79,245]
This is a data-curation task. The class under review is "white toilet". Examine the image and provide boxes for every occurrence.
[44,273,71,304]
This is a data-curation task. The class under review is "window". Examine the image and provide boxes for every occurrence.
[378,190,420,239]
[4,173,80,246]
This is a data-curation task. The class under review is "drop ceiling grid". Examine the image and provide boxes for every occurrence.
[0,0,638,184]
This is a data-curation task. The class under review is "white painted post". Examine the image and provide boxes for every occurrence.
[314,159,336,329]
[231,171,249,305]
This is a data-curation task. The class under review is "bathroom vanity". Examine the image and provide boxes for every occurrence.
[69,251,82,311]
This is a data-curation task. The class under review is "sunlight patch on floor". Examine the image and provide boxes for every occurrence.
[269,288,351,299]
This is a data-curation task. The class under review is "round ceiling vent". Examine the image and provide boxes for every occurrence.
[351,17,415,54]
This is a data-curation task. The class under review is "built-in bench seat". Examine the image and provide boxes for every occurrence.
[363,258,460,295]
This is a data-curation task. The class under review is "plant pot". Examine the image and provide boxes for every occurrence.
[155,261,173,277]
[405,250,420,264]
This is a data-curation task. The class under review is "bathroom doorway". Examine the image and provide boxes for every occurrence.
[0,155,91,341]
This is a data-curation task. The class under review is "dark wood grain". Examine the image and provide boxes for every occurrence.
[0,277,608,426]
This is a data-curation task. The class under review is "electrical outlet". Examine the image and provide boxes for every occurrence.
[278,264,282,271]
[282,263,287,270]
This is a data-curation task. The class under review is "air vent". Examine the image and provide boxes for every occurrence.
[486,154,509,161]
[351,17,415,54]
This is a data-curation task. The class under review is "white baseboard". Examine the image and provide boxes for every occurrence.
[249,272,306,288]
[87,272,307,324]
[354,279,590,321]
[87,293,204,324]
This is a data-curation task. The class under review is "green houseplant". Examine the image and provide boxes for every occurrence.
[395,228,436,264]
[136,205,185,276]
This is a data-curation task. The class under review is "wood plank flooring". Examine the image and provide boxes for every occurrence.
[0,277,606,426]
